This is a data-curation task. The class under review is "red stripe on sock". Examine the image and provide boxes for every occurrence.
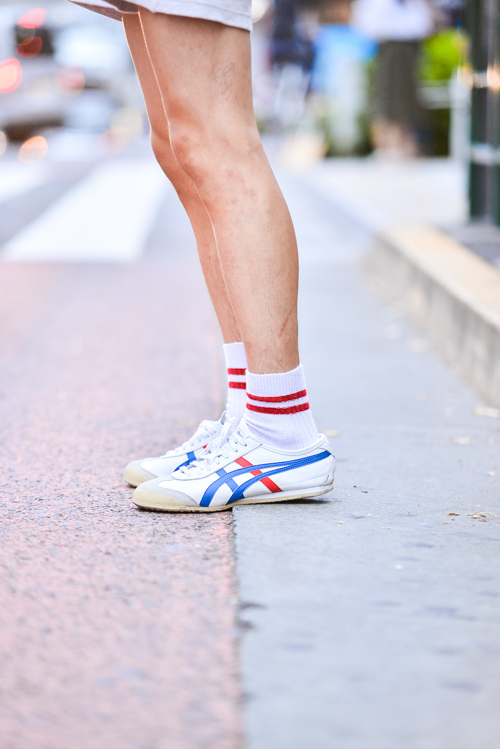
[246,402,310,415]
[247,389,307,404]
[227,368,246,375]
[228,381,246,389]
[235,456,282,493]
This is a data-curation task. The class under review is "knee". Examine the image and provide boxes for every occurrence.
[167,114,262,192]
[167,119,210,187]
[150,126,205,207]
[150,128,179,178]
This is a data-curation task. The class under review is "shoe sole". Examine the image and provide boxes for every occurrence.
[132,482,334,512]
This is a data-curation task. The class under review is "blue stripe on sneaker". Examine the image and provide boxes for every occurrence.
[199,450,331,507]
[176,450,196,469]
[229,450,331,502]
[217,467,238,491]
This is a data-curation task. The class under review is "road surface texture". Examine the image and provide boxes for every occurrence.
[0,161,240,749]
[0,147,499,749]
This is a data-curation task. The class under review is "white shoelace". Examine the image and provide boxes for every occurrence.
[160,419,221,458]
[175,417,248,478]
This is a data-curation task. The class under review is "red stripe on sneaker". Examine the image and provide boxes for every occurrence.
[235,456,282,493]
[227,368,246,375]
[247,389,307,404]
[228,381,246,389]
[246,402,310,415]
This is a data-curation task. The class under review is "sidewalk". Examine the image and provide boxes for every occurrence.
[298,157,500,407]
[300,156,468,234]
[236,160,500,748]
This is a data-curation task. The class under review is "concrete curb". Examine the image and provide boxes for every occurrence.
[365,224,500,407]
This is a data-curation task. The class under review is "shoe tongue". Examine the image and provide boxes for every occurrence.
[235,420,252,441]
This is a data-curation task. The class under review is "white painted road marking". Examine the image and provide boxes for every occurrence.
[2,160,168,262]
[0,163,48,204]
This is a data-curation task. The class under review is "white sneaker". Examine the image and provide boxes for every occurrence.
[132,419,335,512]
[123,416,224,487]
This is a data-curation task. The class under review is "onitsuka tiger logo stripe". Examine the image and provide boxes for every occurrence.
[235,456,282,494]
[198,450,331,507]
[176,450,197,469]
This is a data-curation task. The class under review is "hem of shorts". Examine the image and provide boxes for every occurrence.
[67,0,252,29]
[68,0,123,21]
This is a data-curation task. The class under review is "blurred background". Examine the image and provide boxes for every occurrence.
[0,0,143,161]
[0,0,469,161]
[1,0,499,249]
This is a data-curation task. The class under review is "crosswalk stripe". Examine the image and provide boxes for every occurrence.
[0,163,48,204]
[2,159,169,263]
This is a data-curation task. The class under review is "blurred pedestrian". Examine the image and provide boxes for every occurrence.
[352,0,434,158]
[66,0,335,511]
[311,0,377,154]
[270,0,316,129]
[271,0,315,71]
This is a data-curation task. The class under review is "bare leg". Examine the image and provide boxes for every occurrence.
[123,14,241,343]
[137,12,300,375]
[372,118,419,159]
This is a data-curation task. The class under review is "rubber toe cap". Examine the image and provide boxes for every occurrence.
[132,478,198,511]
[123,459,157,488]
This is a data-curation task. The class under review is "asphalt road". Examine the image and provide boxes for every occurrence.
[0,163,240,749]
[0,148,499,749]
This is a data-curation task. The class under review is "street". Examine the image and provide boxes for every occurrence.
[0,147,499,748]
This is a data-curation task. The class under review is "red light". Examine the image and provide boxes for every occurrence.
[0,59,22,93]
[17,36,42,58]
[17,8,47,29]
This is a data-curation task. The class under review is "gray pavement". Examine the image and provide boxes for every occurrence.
[1,149,499,749]
[235,168,500,749]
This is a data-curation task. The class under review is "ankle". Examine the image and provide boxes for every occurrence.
[244,365,319,450]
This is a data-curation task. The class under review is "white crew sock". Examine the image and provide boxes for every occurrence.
[223,342,247,421]
[245,364,319,450]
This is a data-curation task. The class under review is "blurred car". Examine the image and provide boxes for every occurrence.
[0,2,134,141]
[0,5,64,139]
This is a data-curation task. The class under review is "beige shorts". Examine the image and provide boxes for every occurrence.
[67,0,252,30]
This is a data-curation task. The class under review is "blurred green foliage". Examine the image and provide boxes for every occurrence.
[418,29,468,156]
[419,28,468,82]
